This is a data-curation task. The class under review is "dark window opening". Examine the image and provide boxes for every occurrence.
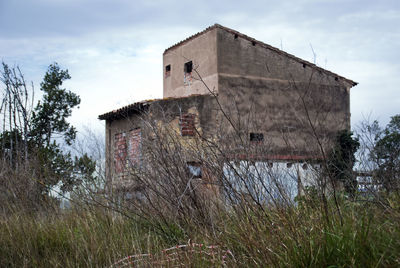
[335,77,338,81]
[187,162,202,178]
[234,34,238,39]
[303,63,306,68]
[252,41,256,46]
[184,61,193,73]
[165,64,171,77]
[250,132,264,142]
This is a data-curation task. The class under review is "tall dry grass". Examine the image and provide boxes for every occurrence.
[1,193,399,267]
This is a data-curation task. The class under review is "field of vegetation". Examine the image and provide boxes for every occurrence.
[1,194,399,267]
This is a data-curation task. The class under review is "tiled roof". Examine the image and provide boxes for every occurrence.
[98,94,208,121]
[164,24,357,86]
[98,100,153,121]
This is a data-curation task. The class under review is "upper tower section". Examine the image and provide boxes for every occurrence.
[163,25,219,98]
[163,24,357,98]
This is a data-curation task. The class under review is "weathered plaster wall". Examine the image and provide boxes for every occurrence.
[216,28,351,157]
[163,28,218,98]
[149,95,218,138]
[105,95,218,188]
[216,27,353,88]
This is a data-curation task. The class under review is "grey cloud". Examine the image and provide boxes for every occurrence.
[0,0,399,128]
[0,0,156,37]
[4,0,388,38]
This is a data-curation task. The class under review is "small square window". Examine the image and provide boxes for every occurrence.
[165,64,171,77]
[250,132,264,142]
[187,162,202,178]
[184,61,193,73]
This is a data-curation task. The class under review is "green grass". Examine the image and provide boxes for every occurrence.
[1,198,399,267]
[0,209,167,267]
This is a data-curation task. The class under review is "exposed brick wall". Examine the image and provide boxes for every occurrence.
[128,128,141,167]
[179,113,195,136]
[114,128,142,175]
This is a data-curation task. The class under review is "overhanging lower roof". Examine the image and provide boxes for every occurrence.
[98,100,152,121]
[98,94,209,121]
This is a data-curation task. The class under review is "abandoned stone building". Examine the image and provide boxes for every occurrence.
[99,24,357,199]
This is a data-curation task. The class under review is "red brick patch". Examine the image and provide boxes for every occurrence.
[179,113,195,136]
[114,129,142,174]
[128,128,141,167]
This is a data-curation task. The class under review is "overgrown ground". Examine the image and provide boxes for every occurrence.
[1,195,399,267]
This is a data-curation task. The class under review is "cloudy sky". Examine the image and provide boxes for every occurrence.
[1,0,399,134]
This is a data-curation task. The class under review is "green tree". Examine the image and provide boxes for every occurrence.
[0,62,96,207]
[373,115,400,192]
[31,63,80,147]
[30,63,97,194]
[327,129,360,196]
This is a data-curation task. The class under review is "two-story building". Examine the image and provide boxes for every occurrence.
[99,24,357,199]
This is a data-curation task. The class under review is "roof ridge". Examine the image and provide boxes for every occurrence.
[163,24,220,55]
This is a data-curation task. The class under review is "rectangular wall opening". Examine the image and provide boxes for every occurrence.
[165,64,171,77]
[187,162,202,178]
[250,132,264,142]
[184,61,193,74]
